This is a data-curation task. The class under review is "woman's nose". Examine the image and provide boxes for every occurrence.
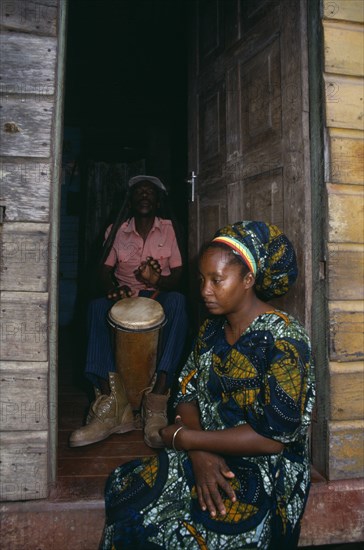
[200,281,212,297]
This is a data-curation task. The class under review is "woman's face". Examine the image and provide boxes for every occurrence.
[199,247,251,316]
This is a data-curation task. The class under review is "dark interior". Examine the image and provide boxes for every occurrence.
[57,0,190,488]
[60,0,189,353]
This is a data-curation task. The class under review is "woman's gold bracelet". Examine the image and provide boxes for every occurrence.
[172,426,184,452]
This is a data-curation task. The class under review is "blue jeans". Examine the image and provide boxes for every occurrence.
[84,291,188,389]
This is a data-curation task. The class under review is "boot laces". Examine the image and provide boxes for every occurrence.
[144,407,167,420]
[91,394,114,419]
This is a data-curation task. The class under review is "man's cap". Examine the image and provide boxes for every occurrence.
[128,175,167,193]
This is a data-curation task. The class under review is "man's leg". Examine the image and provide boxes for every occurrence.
[69,297,135,447]
[84,296,116,389]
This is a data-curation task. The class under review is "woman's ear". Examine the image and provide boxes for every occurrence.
[244,272,256,289]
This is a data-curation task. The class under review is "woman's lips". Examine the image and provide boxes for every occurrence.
[204,301,219,309]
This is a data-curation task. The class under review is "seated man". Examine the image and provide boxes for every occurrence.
[69,175,188,449]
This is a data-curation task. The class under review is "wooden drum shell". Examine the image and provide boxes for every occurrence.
[107,297,165,411]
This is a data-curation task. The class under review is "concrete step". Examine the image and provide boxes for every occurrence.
[1,473,363,549]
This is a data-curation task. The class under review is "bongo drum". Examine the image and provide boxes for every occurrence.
[107,297,166,411]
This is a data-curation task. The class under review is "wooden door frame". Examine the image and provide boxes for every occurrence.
[307,0,328,477]
[49,0,68,484]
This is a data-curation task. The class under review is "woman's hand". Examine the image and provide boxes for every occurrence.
[189,450,236,518]
[107,285,133,301]
[160,415,236,518]
[135,256,161,287]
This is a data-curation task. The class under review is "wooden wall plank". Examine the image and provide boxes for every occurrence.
[329,362,364,420]
[0,431,48,501]
[0,223,50,291]
[0,362,48,431]
[323,20,364,76]
[323,0,364,483]
[0,97,53,157]
[328,420,364,480]
[329,301,364,362]
[0,160,50,221]
[0,1,58,35]
[323,0,364,24]
[0,291,48,361]
[327,243,364,300]
[0,33,57,95]
[327,128,364,184]
[324,75,364,130]
[327,183,364,243]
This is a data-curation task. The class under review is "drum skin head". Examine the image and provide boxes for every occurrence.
[108,297,165,332]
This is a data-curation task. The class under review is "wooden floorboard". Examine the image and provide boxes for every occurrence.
[56,326,156,502]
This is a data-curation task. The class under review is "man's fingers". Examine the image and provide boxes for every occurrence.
[107,286,132,300]
[147,257,161,273]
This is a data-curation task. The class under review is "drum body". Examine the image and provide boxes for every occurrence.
[107,297,166,411]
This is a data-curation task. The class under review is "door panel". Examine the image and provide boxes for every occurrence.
[240,37,282,147]
[188,0,310,323]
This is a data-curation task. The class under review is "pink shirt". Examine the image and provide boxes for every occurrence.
[104,217,182,293]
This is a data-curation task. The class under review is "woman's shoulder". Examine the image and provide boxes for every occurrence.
[256,310,311,345]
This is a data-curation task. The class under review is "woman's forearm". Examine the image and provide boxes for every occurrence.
[175,401,203,430]
[177,422,283,456]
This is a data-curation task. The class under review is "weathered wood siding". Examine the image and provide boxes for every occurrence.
[0,0,60,500]
[322,0,364,480]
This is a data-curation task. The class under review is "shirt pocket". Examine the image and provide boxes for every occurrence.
[114,241,141,263]
[151,242,172,262]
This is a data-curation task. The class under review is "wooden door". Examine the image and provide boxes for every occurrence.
[188,0,311,325]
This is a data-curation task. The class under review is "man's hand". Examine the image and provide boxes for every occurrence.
[135,256,161,287]
[107,285,133,301]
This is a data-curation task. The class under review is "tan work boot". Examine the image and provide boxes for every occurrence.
[142,389,170,448]
[85,386,102,424]
[69,372,135,447]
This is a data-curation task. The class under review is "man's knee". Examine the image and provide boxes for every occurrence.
[88,297,112,317]
[160,291,186,313]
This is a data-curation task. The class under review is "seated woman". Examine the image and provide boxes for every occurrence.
[99,221,315,550]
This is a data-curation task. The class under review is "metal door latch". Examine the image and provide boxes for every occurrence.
[186,171,197,202]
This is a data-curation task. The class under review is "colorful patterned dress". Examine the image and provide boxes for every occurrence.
[100,311,315,549]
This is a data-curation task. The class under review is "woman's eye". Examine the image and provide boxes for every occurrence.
[213,279,221,284]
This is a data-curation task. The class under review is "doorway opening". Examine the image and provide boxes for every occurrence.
[57,0,189,497]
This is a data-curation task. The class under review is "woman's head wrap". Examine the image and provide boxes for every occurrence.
[212,221,298,301]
